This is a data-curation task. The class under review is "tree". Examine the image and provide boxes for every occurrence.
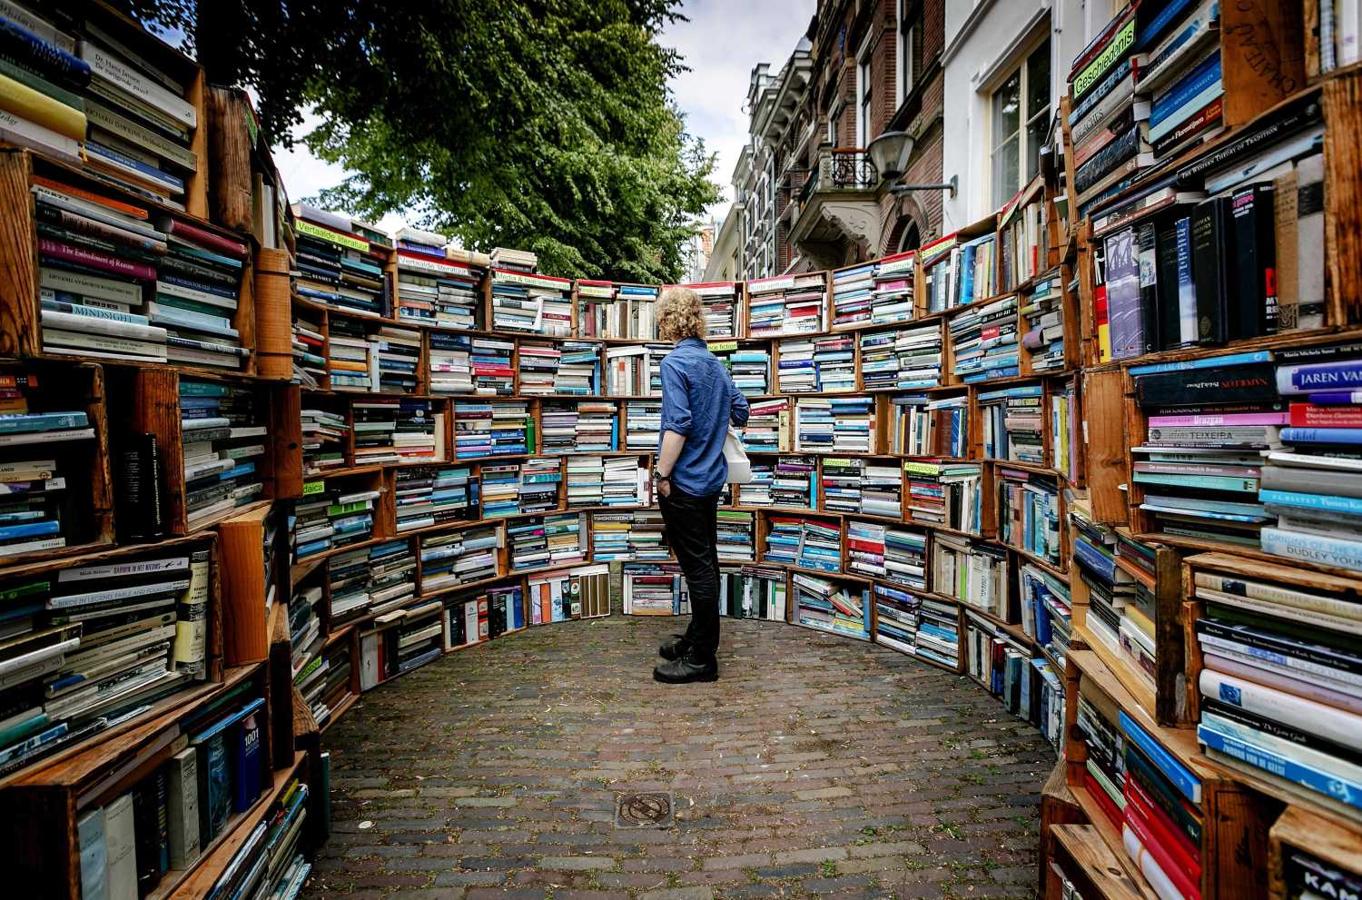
[133,0,719,281]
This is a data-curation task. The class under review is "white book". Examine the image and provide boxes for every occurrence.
[166,746,201,869]
[104,794,138,900]
[77,808,108,900]
[1199,668,1362,748]
[80,41,196,128]
[0,108,81,164]
[40,309,167,342]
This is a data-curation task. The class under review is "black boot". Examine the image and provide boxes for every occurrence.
[653,652,718,684]
[658,633,689,661]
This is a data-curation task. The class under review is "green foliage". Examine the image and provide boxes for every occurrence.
[132,0,719,281]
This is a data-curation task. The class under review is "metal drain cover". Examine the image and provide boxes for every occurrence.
[615,792,674,828]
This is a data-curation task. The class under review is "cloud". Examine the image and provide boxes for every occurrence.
[661,0,816,220]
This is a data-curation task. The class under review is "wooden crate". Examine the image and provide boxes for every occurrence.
[217,501,287,666]
[1268,805,1362,899]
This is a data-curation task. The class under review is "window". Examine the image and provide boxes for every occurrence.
[897,221,922,253]
[990,37,1051,208]
[857,54,872,148]
[897,0,919,105]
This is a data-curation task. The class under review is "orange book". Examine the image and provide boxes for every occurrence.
[33,175,149,220]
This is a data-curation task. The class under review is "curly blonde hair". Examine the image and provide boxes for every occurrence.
[657,286,707,342]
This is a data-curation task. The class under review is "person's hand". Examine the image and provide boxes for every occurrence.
[658,478,671,498]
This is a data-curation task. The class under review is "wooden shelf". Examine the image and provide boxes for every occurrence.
[1049,822,1154,900]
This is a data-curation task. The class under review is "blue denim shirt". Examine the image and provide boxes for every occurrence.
[659,337,750,496]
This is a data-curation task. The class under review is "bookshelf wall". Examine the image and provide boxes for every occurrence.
[3,2,1362,899]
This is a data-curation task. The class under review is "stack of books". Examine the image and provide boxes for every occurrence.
[622,562,686,615]
[778,335,855,393]
[765,455,816,508]
[591,510,667,560]
[794,397,873,454]
[0,545,211,777]
[1119,711,1204,900]
[719,565,787,620]
[624,400,662,450]
[0,377,91,556]
[715,510,755,562]
[874,583,920,654]
[469,337,515,395]
[1019,562,1072,667]
[180,379,265,529]
[554,341,601,394]
[793,573,869,639]
[288,579,323,685]
[949,294,1019,382]
[831,263,875,328]
[735,461,775,507]
[932,534,1007,615]
[374,599,445,677]
[874,585,958,666]
[1020,273,1066,372]
[997,468,1062,566]
[686,282,739,337]
[905,461,984,532]
[1131,354,1276,547]
[868,252,917,324]
[291,479,380,561]
[887,394,933,455]
[148,220,250,369]
[1071,511,1144,664]
[293,204,389,317]
[577,282,660,339]
[301,403,348,473]
[846,523,928,587]
[565,455,643,508]
[980,385,1045,463]
[394,231,483,328]
[353,398,439,466]
[605,344,669,396]
[826,458,902,518]
[922,232,996,311]
[428,333,473,394]
[925,395,969,458]
[291,311,326,388]
[490,247,536,271]
[713,343,770,395]
[1258,344,1362,571]
[478,460,556,518]
[1316,4,1362,74]
[859,325,942,390]
[394,465,478,532]
[743,398,790,452]
[746,273,827,336]
[1191,564,1362,817]
[764,516,841,572]
[514,341,560,395]
[490,269,573,335]
[327,546,373,625]
[541,400,618,453]
[507,512,585,569]
[325,318,376,391]
[419,524,500,593]
[452,401,531,459]
[358,540,419,620]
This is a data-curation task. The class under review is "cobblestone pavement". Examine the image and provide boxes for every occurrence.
[304,614,1053,899]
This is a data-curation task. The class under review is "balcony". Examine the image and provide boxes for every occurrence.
[788,148,884,269]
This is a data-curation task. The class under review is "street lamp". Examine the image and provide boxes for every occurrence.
[867,129,958,198]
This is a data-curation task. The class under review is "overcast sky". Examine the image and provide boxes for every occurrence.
[273,0,816,232]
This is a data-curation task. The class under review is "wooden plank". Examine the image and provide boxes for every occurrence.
[204,86,255,233]
[1050,824,1153,900]
[217,503,273,665]
[1082,368,1128,524]
[1324,69,1362,327]
[1204,780,1276,900]
[1219,0,1307,128]
[1039,757,1085,896]
[0,150,37,358]
[1270,805,1362,898]
[253,247,293,379]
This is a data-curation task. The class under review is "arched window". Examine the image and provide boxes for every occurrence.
[898,221,922,253]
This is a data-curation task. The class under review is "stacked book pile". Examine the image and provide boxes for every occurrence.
[742,398,790,453]
[325,318,376,390]
[393,229,483,329]
[478,460,555,518]
[967,615,1064,746]
[1257,343,1362,571]
[490,246,536,271]
[327,546,374,625]
[624,400,661,450]
[779,335,855,393]
[768,455,816,508]
[859,325,942,391]
[793,573,869,639]
[300,405,346,475]
[0,545,210,777]
[868,252,917,324]
[828,458,901,517]
[469,337,515,396]
[845,520,887,579]
[831,263,875,328]
[1117,708,1205,900]
[746,273,827,337]
[288,579,323,685]
[721,344,771,396]
[1088,93,1324,360]
[1191,564,1362,818]
[999,194,1045,291]
[980,385,1045,463]
[1131,354,1276,547]
[887,394,933,455]
[687,282,739,337]
[873,585,959,667]
[926,395,969,458]
[949,294,1019,382]
[516,341,560,395]
[428,333,473,394]
[794,397,873,454]
[452,401,531,459]
[735,461,774,507]
[605,344,669,396]
[419,524,500,593]
[490,269,573,335]
[922,232,996,312]
[997,469,1062,566]
[1071,511,1146,670]
[591,510,667,560]
[873,583,920,654]
[715,510,755,562]
[352,398,438,467]
[904,461,984,533]
[764,516,841,572]
[508,512,585,569]
[576,282,660,339]
[305,638,354,726]
[932,534,1007,615]
[718,566,787,620]
[1052,378,1080,480]
[1020,273,1065,372]
[869,524,929,588]
[1019,562,1072,667]
[290,479,380,561]
[293,204,389,317]
[358,540,418,619]
[394,465,478,532]
[146,218,249,369]
[291,311,326,387]
[180,379,265,529]
[566,456,643,509]
[0,376,91,556]
[541,401,618,454]
[553,341,601,394]
[375,600,445,677]
[621,562,686,615]
[0,0,200,195]
[396,398,441,463]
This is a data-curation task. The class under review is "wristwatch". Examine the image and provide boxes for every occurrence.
[651,467,671,484]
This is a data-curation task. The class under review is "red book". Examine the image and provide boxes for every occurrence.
[1125,804,1202,900]
[1083,770,1124,829]
[39,239,156,281]
[1125,781,1201,882]
[1126,774,1200,863]
[1289,402,1362,427]
[157,216,248,259]
[846,540,882,553]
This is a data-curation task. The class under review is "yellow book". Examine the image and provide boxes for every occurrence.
[0,70,86,141]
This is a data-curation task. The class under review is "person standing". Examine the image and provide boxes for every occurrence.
[651,287,749,684]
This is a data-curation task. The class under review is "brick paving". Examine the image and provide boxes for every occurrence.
[304,615,1053,898]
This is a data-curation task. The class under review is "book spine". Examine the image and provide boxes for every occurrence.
[1120,709,1201,803]
[173,550,210,678]
[1198,723,1362,811]
[1190,198,1228,344]
[39,239,157,281]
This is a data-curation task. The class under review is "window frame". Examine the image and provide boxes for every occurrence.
[897,0,918,107]
[988,35,1051,209]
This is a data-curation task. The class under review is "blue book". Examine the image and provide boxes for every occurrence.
[0,17,91,84]
[1261,526,1362,572]
[1120,710,1201,803]
[1197,723,1362,812]
[1259,489,1362,516]
[197,732,232,841]
[1129,349,1272,377]
[0,412,88,433]
[231,711,262,813]
[1073,537,1116,581]
[1279,360,1362,394]
[1281,427,1362,445]
[1136,0,1200,50]
[1151,53,1221,127]
[0,519,59,542]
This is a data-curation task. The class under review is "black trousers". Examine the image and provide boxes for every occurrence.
[659,487,722,660]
